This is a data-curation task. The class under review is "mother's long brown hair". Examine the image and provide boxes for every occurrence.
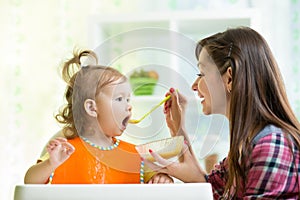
[195,26,300,198]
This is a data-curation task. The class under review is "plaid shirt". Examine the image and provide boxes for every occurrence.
[207,125,300,199]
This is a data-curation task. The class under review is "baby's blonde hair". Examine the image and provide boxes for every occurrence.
[55,49,126,139]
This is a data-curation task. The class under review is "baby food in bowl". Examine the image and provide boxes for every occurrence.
[135,136,184,162]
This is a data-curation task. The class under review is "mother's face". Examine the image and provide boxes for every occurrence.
[192,47,229,116]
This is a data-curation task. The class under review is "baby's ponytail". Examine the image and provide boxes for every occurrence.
[61,49,98,84]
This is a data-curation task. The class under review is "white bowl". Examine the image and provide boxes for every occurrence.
[135,136,184,161]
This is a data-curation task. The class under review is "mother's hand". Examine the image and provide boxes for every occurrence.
[164,88,188,137]
[144,143,206,183]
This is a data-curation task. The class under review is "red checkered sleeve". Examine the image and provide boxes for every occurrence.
[207,131,300,199]
[207,157,228,199]
[244,132,300,199]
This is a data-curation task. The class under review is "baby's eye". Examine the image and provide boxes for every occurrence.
[115,97,123,102]
[126,98,130,103]
[197,73,205,78]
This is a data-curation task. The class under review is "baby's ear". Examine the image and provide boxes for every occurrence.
[84,99,97,117]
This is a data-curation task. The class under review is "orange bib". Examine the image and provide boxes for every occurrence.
[51,137,145,184]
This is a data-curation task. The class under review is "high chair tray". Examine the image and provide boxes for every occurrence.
[14,183,213,200]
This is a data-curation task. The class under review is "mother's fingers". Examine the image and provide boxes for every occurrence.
[149,150,173,167]
[173,89,188,109]
[164,92,172,112]
[143,159,169,175]
[143,150,179,175]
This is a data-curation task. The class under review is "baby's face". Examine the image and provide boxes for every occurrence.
[95,80,132,137]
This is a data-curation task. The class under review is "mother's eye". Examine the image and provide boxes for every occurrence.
[197,73,205,78]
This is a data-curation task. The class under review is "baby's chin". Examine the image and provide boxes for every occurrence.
[115,127,126,136]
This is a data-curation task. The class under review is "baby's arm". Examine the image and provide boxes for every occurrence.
[24,137,75,184]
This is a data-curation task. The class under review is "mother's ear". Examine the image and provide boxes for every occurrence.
[224,66,232,93]
[84,99,97,117]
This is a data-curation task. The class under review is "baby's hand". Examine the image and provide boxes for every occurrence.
[147,173,174,184]
[46,137,75,169]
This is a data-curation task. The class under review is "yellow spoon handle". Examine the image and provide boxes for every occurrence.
[129,95,171,124]
[140,95,171,120]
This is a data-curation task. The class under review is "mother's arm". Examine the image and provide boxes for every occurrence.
[151,89,207,182]
[164,89,187,137]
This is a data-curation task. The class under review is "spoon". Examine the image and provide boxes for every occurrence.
[129,95,171,124]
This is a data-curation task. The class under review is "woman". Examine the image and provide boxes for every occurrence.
[146,27,300,199]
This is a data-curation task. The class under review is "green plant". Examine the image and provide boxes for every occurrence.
[129,69,159,96]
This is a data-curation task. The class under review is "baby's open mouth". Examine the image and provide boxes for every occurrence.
[122,116,130,128]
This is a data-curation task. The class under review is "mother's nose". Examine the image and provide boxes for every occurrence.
[191,77,200,91]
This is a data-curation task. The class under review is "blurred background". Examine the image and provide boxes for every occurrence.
[1,0,300,199]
